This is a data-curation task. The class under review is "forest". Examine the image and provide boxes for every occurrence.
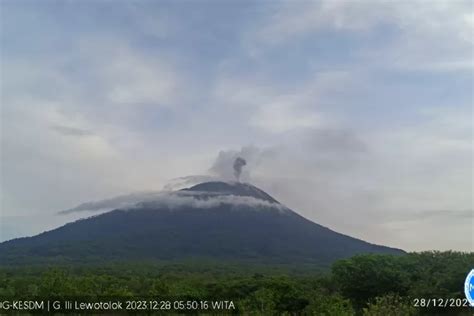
[0,251,472,315]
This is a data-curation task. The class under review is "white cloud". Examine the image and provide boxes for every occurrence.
[213,70,353,133]
[102,49,178,105]
[250,96,322,133]
[133,192,289,213]
[247,0,473,72]
[58,189,288,215]
[252,1,388,44]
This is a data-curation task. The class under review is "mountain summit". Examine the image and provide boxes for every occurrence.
[182,181,280,203]
[0,181,404,265]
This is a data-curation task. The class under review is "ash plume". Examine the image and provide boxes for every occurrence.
[233,157,247,181]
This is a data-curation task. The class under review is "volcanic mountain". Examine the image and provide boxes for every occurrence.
[0,181,404,265]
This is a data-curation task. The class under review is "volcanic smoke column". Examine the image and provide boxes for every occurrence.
[233,157,247,182]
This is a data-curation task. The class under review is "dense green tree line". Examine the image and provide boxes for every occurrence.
[0,251,472,315]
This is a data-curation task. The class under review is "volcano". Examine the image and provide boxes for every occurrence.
[0,181,404,265]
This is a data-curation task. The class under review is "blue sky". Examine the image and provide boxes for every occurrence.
[1,0,472,251]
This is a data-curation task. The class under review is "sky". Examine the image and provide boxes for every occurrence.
[0,0,472,251]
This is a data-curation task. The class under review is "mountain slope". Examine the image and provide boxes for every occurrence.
[0,181,404,265]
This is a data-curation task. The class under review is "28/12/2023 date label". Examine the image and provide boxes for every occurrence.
[413,298,470,308]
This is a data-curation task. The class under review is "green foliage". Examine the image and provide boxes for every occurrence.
[363,294,416,316]
[305,293,354,315]
[332,254,410,307]
[0,251,471,315]
[332,251,473,314]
